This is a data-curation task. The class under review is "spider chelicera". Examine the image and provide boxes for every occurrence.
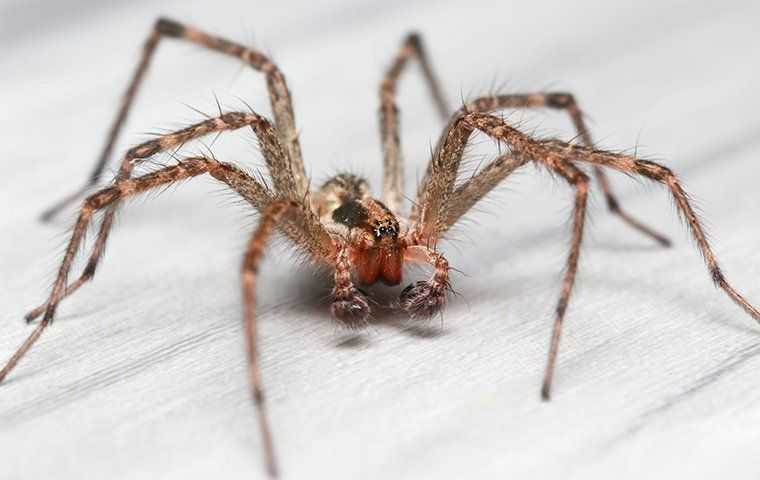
[2,17,758,478]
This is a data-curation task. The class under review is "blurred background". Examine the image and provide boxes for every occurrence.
[1,1,759,479]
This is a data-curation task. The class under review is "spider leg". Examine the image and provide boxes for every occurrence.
[461,93,670,246]
[443,152,531,230]
[2,158,223,382]
[399,245,450,318]
[24,214,115,322]
[534,136,760,322]
[41,17,306,221]
[5,168,316,477]
[379,32,450,214]
[413,113,472,242]
[537,161,590,401]
[242,199,310,478]
[412,93,671,247]
[331,244,371,327]
[413,111,760,399]
[26,111,317,322]
[4,156,332,374]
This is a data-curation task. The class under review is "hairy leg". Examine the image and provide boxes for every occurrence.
[2,158,225,382]
[414,110,760,398]
[27,112,280,321]
[330,243,371,327]
[400,245,450,318]
[6,156,333,381]
[443,152,531,229]
[24,214,115,322]
[413,112,476,241]
[241,199,311,478]
[537,161,590,400]
[440,151,593,400]
[117,111,331,260]
[379,32,450,213]
[462,92,670,246]
[412,92,670,246]
[537,136,760,321]
[42,17,306,220]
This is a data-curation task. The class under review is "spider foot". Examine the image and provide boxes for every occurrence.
[331,287,371,329]
[24,303,45,323]
[399,280,448,319]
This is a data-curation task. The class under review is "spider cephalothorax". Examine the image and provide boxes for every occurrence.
[340,196,404,286]
[3,17,759,479]
[316,172,441,324]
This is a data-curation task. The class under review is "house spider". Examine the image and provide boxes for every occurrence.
[2,17,759,478]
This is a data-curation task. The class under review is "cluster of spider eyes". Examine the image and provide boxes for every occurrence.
[373,225,397,238]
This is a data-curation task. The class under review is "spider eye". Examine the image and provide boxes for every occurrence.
[373,224,396,239]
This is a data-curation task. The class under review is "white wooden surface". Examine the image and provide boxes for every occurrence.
[2,1,760,479]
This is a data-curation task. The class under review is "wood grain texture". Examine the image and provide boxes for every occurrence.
[1,0,760,479]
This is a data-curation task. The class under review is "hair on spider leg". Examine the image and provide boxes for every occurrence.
[211,91,225,118]
[180,101,213,120]
[487,77,516,101]
[394,280,452,331]
[234,96,264,121]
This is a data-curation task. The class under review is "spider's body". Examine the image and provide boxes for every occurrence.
[3,17,759,479]
[313,172,447,324]
[335,196,404,286]
[317,173,405,287]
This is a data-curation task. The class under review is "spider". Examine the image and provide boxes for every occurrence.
[2,17,759,478]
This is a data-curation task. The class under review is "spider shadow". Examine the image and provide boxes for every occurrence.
[437,215,757,337]
[22,303,112,327]
[466,266,758,337]
[591,241,666,253]
[330,311,446,350]
[447,216,667,270]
